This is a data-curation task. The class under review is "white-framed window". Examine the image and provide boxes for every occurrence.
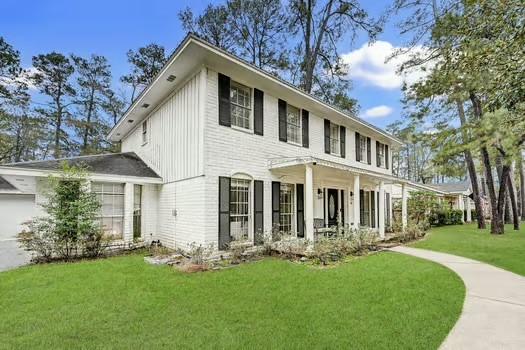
[142,120,148,145]
[230,81,252,130]
[361,191,370,227]
[377,143,385,167]
[286,104,301,145]
[279,183,294,233]
[92,182,125,239]
[230,178,251,240]
[330,122,340,155]
[359,136,368,163]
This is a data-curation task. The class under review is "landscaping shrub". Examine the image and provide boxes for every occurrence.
[18,164,107,262]
[394,224,426,243]
[430,208,464,226]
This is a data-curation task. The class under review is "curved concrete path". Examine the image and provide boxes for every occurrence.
[390,246,525,350]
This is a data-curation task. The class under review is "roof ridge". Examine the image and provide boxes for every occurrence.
[3,152,132,166]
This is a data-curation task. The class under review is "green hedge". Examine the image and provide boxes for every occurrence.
[430,209,464,226]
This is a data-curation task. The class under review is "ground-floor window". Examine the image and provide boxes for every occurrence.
[92,182,125,239]
[230,178,250,240]
[279,183,294,233]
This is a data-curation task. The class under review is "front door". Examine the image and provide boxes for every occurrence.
[327,188,339,227]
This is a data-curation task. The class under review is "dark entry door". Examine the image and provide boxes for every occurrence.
[327,188,339,226]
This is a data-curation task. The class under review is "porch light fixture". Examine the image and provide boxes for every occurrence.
[166,74,176,82]
[141,103,150,108]
[317,188,323,199]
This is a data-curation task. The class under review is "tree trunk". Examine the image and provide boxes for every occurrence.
[494,165,511,234]
[519,156,525,221]
[481,146,501,233]
[496,155,512,224]
[507,168,520,230]
[456,100,485,229]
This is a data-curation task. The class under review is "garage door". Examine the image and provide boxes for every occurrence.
[0,194,35,241]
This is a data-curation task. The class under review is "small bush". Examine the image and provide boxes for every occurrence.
[394,224,426,243]
[430,208,464,226]
[188,242,214,265]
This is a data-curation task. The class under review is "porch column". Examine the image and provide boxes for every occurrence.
[378,181,385,238]
[401,183,408,230]
[304,164,314,241]
[459,195,465,222]
[124,182,134,242]
[466,196,472,222]
[353,175,360,229]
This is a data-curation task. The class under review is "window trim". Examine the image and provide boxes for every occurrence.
[229,178,252,241]
[141,120,148,145]
[377,142,386,168]
[286,103,302,146]
[279,183,295,234]
[359,136,368,164]
[229,80,253,132]
[329,121,341,156]
[92,182,125,239]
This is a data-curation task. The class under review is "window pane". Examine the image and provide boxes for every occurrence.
[286,105,301,144]
[279,183,294,233]
[92,182,125,240]
[330,122,340,154]
[230,81,251,130]
[230,178,250,240]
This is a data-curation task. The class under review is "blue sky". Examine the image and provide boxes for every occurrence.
[0,0,411,129]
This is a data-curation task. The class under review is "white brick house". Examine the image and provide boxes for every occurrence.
[0,34,414,248]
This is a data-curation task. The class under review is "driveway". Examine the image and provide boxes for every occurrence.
[0,240,30,272]
[390,246,525,350]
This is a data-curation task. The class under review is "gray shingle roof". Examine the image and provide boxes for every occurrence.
[0,176,17,191]
[2,152,160,179]
[428,180,471,193]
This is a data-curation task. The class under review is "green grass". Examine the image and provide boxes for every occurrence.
[0,253,464,350]
[413,223,525,276]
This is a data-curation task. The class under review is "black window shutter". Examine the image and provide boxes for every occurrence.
[367,137,371,165]
[218,73,231,127]
[272,181,281,231]
[218,176,231,249]
[324,119,331,154]
[376,141,381,167]
[385,145,390,169]
[340,126,346,158]
[254,88,264,136]
[278,99,287,142]
[302,109,309,148]
[355,132,361,162]
[359,189,365,225]
[254,180,264,245]
[341,190,345,225]
[296,184,304,238]
[370,190,376,228]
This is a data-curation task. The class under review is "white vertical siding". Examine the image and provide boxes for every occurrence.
[121,71,204,182]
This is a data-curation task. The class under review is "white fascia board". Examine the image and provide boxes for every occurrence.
[0,167,163,184]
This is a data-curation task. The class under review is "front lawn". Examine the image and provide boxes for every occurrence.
[413,223,525,276]
[0,253,464,349]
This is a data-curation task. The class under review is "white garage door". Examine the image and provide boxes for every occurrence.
[0,194,35,241]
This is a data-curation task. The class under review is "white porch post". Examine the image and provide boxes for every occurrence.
[305,164,314,241]
[458,195,465,222]
[353,175,360,229]
[401,183,408,230]
[378,181,385,238]
[466,196,472,222]
[124,182,134,242]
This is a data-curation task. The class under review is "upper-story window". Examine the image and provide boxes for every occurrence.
[359,136,368,162]
[330,122,340,155]
[142,120,148,145]
[286,104,301,145]
[230,81,252,130]
[377,143,385,167]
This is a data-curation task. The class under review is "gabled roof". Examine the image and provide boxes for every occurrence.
[1,152,160,179]
[428,180,471,194]
[0,176,17,191]
[108,33,403,147]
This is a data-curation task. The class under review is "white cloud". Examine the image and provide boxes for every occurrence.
[362,105,393,118]
[341,41,435,90]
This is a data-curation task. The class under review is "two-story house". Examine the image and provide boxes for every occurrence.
[0,34,412,248]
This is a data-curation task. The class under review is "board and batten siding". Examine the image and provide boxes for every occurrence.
[121,70,205,182]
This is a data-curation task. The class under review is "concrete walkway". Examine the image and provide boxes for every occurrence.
[390,246,525,350]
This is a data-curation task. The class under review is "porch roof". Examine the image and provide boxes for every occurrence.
[268,156,447,193]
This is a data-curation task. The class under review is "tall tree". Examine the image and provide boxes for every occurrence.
[121,44,167,103]
[71,54,112,154]
[31,52,76,159]
[0,36,28,105]
[179,4,235,51]
[102,88,127,126]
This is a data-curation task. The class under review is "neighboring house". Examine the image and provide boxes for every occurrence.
[0,34,415,250]
[391,180,480,222]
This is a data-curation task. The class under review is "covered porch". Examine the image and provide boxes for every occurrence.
[268,157,409,241]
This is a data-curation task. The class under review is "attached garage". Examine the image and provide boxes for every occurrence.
[0,177,36,241]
